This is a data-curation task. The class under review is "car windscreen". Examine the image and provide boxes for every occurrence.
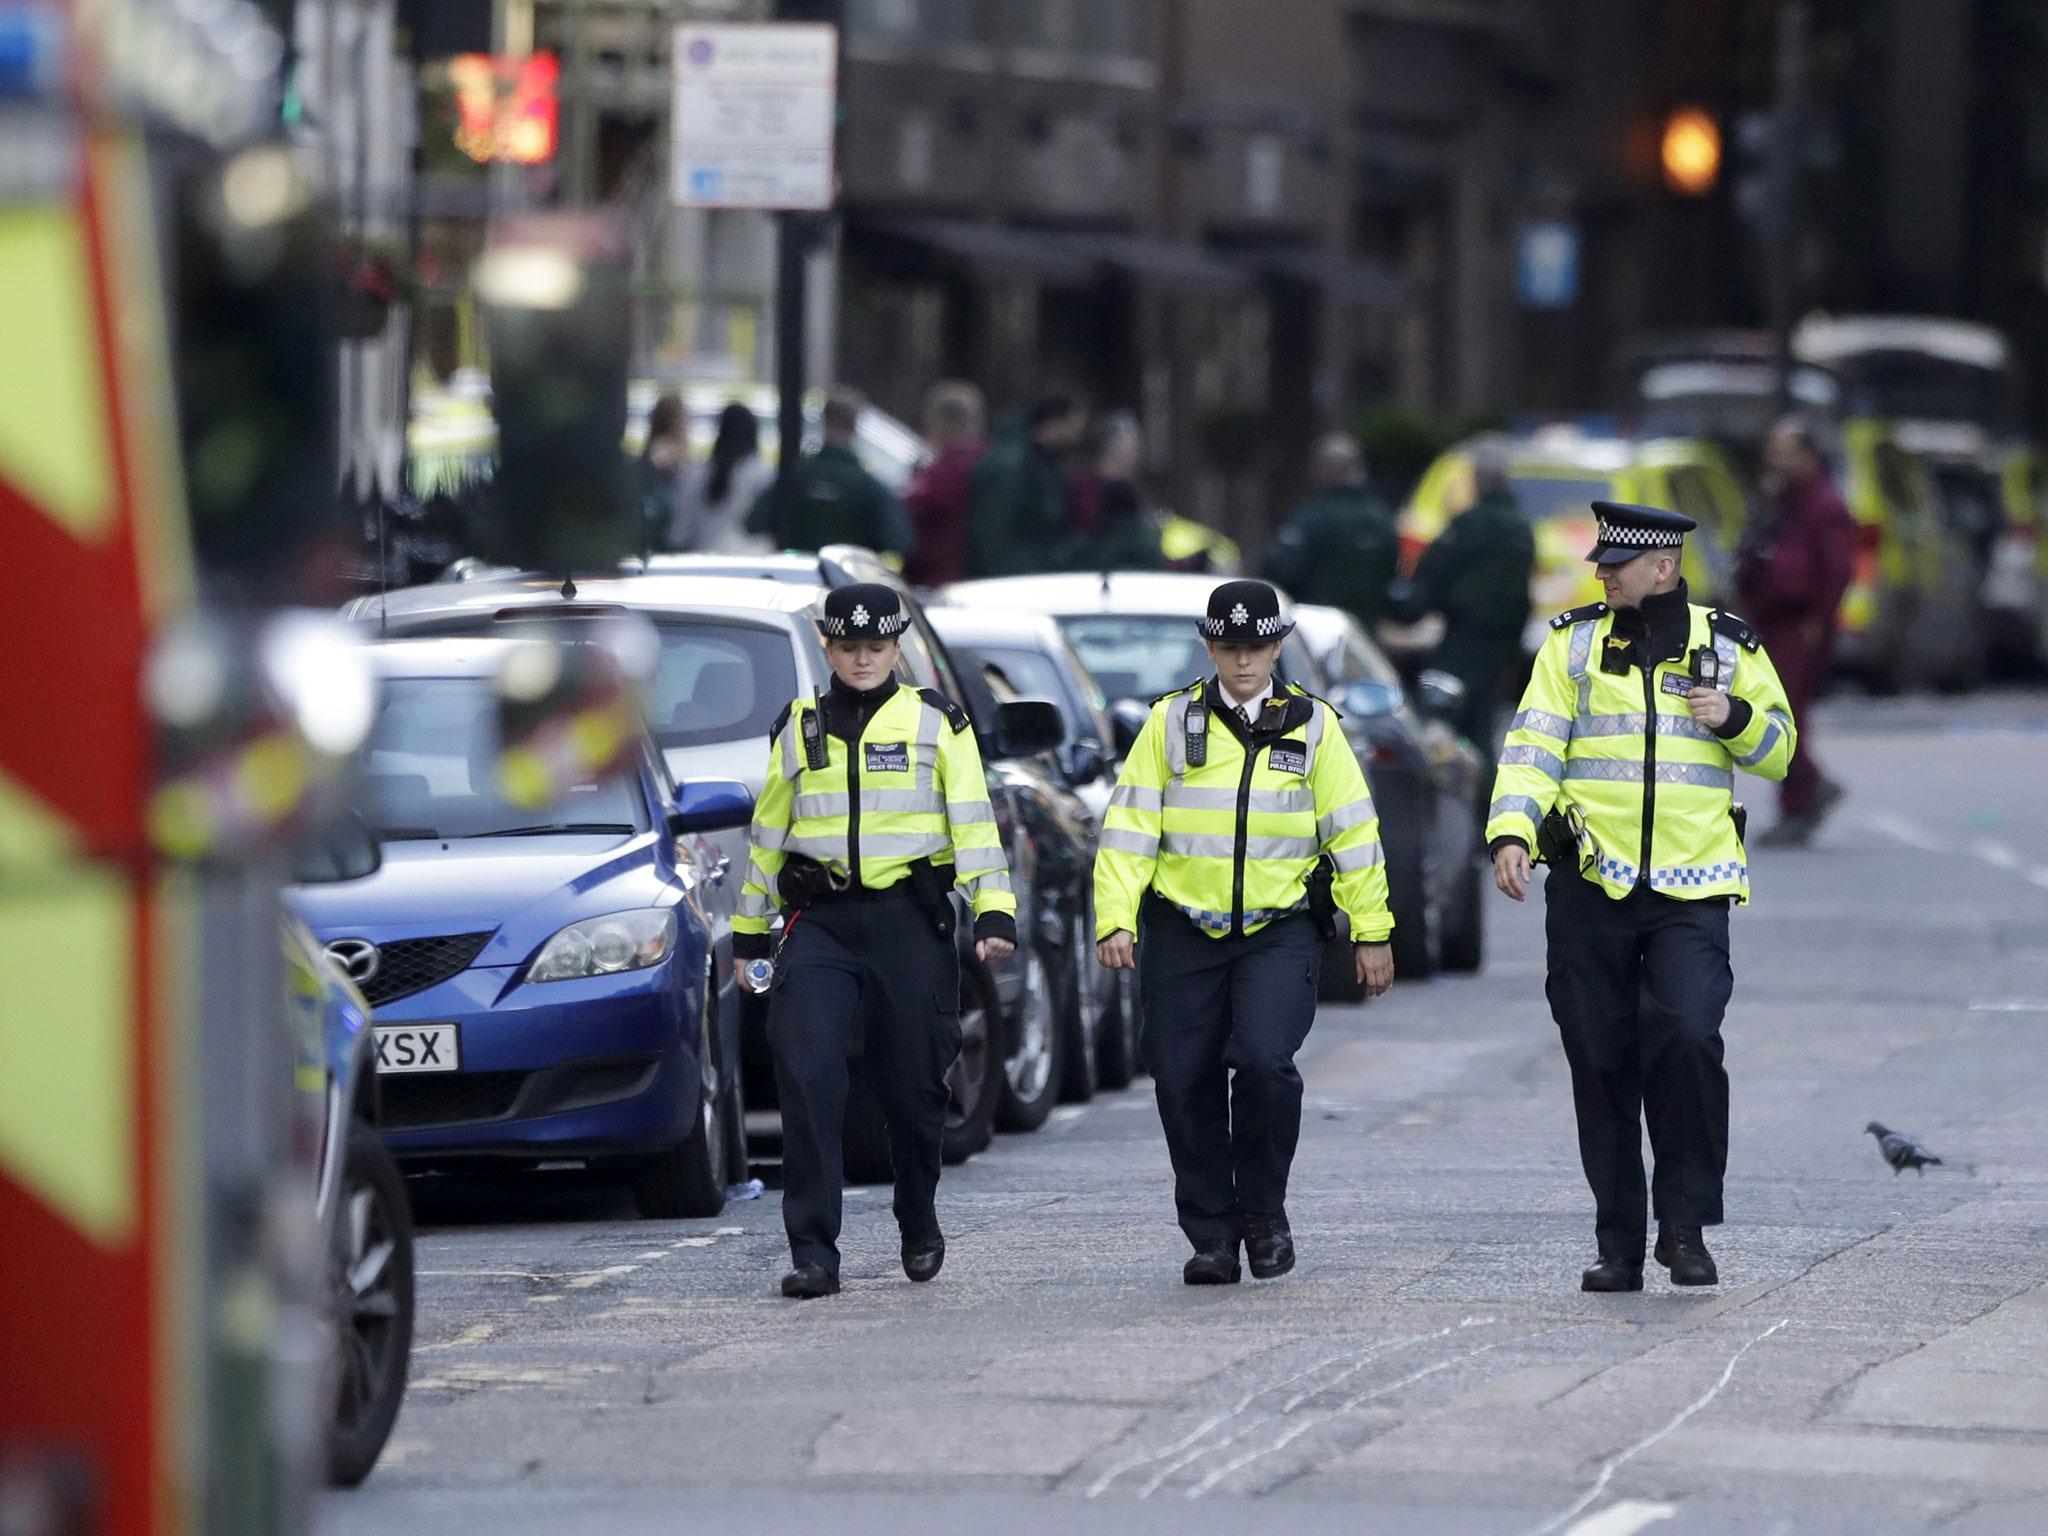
[1509,475,1615,523]
[645,619,800,749]
[1057,616,1211,706]
[362,677,645,840]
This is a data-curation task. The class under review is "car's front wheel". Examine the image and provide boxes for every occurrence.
[327,1121,414,1488]
[942,956,1003,1163]
[633,976,730,1219]
[1095,964,1141,1090]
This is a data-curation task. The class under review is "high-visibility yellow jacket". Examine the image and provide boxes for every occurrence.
[1094,679,1392,942]
[735,685,1015,950]
[1486,601,1796,903]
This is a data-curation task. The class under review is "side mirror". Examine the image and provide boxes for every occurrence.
[1063,739,1109,786]
[670,777,754,834]
[1413,668,1468,725]
[288,810,383,885]
[1107,697,1149,756]
[1343,679,1406,718]
[993,699,1066,760]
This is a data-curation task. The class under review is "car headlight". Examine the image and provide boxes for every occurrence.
[528,909,676,983]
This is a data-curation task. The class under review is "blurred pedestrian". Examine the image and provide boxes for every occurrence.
[903,381,987,588]
[1390,434,1536,745]
[1094,580,1393,1285]
[733,584,1017,1298]
[1261,432,1397,625]
[1488,502,1797,1293]
[1062,412,1165,572]
[749,387,913,559]
[679,401,775,552]
[964,394,1086,578]
[636,392,687,556]
[1738,415,1857,846]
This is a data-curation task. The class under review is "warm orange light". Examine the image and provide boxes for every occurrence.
[1661,106,1721,196]
[451,52,559,166]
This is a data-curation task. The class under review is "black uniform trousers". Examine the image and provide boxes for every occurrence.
[767,888,962,1274]
[1543,869,1733,1264]
[1138,894,1322,1250]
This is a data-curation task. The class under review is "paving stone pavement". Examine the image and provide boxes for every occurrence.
[321,694,2048,1536]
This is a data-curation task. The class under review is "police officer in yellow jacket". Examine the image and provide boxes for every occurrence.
[1489,502,1796,1293]
[735,583,1017,1299]
[1095,580,1394,1285]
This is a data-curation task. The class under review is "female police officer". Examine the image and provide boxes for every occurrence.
[1094,579,1394,1285]
[733,583,1016,1299]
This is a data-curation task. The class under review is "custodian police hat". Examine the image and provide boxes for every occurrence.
[1585,501,1697,565]
[815,582,911,639]
[1198,579,1294,643]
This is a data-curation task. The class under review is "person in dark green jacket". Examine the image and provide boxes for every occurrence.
[1261,434,1399,627]
[1390,435,1535,746]
[748,388,913,558]
[963,395,1086,578]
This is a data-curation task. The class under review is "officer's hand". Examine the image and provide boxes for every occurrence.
[1097,929,1137,971]
[976,936,1015,964]
[1355,942,1394,998]
[1688,687,1731,731]
[733,957,764,994]
[1494,843,1533,901]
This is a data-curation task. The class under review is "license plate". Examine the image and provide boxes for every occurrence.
[373,1023,459,1074]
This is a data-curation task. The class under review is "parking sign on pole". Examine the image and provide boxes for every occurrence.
[670,22,838,211]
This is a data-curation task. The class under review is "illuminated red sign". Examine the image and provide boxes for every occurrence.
[449,52,559,166]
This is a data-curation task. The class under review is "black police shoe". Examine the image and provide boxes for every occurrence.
[780,1264,841,1300]
[1243,1211,1295,1279]
[902,1233,946,1283]
[1580,1257,1645,1293]
[1183,1243,1242,1286]
[1654,1223,1719,1287]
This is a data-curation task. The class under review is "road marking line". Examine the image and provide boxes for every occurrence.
[566,1264,639,1290]
[1861,811,1951,854]
[1970,1000,2048,1013]
[1514,1317,1791,1536]
[1971,839,2022,871]
[715,1226,745,1236]
[636,1250,668,1261]
[1562,1501,1678,1536]
[415,1322,497,1353]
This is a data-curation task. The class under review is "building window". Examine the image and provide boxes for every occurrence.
[847,0,980,45]
[1015,0,1145,58]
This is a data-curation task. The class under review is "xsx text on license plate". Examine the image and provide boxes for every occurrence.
[373,1022,459,1073]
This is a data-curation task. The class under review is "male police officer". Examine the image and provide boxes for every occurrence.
[1488,503,1796,1292]
[735,583,1016,1298]
[1095,580,1394,1285]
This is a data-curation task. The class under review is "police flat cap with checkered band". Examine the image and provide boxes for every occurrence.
[1197,579,1294,642]
[815,582,911,639]
[1585,501,1697,564]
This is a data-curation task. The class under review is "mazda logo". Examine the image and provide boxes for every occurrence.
[325,938,381,986]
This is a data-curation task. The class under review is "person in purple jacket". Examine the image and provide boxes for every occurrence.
[1738,416,1859,845]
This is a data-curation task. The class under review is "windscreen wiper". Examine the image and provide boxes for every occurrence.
[468,822,637,837]
[378,826,442,840]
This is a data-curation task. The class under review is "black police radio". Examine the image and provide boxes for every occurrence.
[1690,645,1722,690]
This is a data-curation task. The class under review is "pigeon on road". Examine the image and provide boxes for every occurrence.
[1866,1122,1943,1175]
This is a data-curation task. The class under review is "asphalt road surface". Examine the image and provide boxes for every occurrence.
[321,693,2048,1536]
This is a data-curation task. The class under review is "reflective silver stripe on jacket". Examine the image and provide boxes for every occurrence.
[945,800,995,825]
[915,701,943,790]
[1511,707,1572,738]
[1712,629,1742,691]
[960,870,1014,898]
[1317,797,1376,841]
[793,788,947,820]
[1109,783,1162,814]
[1331,841,1385,873]
[1163,784,1314,815]
[738,890,777,918]
[1100,827,1160,858]
[950,843,1008,876]
[1573,711,1714,742]
[1735,709,1790,768]
[776,714,805,780]
[860,831,954,859]
[1498,744,1565,777]
[1162,692,1195,778]
[749,820,790,852]
[786,832,850,862]
[1490,794,1544,824]
[1563,759,1733,790]
[1160,831,1320,861]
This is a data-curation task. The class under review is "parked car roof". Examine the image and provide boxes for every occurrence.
[942,571,1246,617]
[347,572,825,630]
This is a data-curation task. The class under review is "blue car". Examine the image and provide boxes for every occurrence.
[287,639,755,1219]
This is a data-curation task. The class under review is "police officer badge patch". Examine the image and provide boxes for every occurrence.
[865,742,910,773]
[1659,671,1695,697]
[1268,740,1309,776]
